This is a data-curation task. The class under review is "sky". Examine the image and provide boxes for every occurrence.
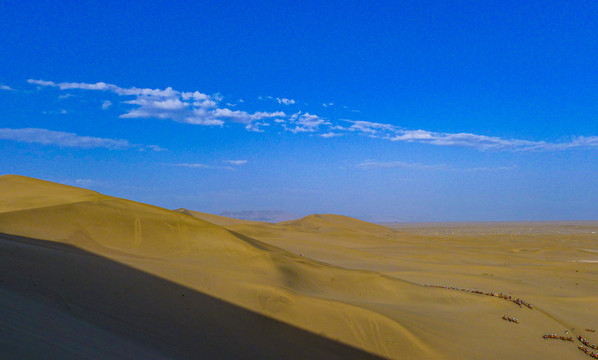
[1,0,597,221]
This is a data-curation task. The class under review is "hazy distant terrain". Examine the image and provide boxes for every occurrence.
[1,175,597,360]
[218,210,298,223]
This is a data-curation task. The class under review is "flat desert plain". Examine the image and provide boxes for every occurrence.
[1,175,597,359]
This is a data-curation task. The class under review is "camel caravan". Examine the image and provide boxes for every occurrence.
[542,334,573,341]
[423,284,533,309]
[579,346,598,358]
[579,336,598,350]
[588,329,597,333]
[502,315,519,324]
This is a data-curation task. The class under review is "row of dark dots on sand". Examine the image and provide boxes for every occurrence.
[588,329,597,333]
[423,285,533,309]
[579,346,598,358]
[543,334,573,341]
[579,336,598,350]
[502,315,519,324]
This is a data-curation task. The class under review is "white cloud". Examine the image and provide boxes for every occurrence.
[101,100,112,110]
[0,84,14,91]
[0,128,131,149]
[462,165,517,172]
[245,121,270,132]
[357,160,516,172]
[277,97,296,105]
[259,95,296,105]
[28,79,290,131]
[145,144,167,152]
[175,163,212,169]
[320,132,343,138]
[286,112,329,133]
[386,131,543,150]
[322,102,334,107]
[339,120,598,151]
[0,127,164,151]
[174,163,234,170]
[41,109,68,115]
[226,160,248,165]
[28,79,56,87]
[27,79,598,152]
[211,108,285,124]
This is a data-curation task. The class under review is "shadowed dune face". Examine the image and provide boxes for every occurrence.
[0,176,439,359]
[1,175,598,360]
[0,233,385,360]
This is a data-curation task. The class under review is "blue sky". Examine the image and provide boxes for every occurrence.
[1,0,597,221]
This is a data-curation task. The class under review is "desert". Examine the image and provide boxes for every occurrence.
[3,2,598,359]
[1,174,597,359]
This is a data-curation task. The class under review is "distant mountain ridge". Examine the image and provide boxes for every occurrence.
[218,210,298,223]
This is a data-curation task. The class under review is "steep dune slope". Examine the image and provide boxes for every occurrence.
[0,176,262,259]
[0,233,387,360]
[0,176,440,359]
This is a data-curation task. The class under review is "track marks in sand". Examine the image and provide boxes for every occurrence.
[133,217,142,249]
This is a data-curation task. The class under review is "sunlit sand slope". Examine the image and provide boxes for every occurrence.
[0,175,434,359]
[185,209,598,360]
[0,232,391,360]
[2,175,597,360]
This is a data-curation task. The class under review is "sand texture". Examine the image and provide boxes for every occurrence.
[1,175,597,359]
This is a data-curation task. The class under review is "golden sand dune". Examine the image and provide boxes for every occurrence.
[1,175,597,360]
[278,213,395,235]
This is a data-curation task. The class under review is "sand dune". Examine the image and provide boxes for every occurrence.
[1,175,598,359]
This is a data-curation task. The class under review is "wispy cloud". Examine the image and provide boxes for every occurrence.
[320,132,343,138]
[175,163,213,169]
[259,95,296,105]
[357,160,516,172]
[461,165,517,172]
[277,98,295,105]
[226,160,248,165]
[42,109,69,115]
[173,163,236,170]
[101,100,112,110]
[173,160,247,170]
[27,79,598,152]
[285,112,329,133]
[145,144,167,152]
[342,120,598,151]
[357,160,447,170]
[0,128,132,149]
[0,84,14,91]
[28,79,285,129]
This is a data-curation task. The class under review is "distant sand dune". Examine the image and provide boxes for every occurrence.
[1,175,597,360]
